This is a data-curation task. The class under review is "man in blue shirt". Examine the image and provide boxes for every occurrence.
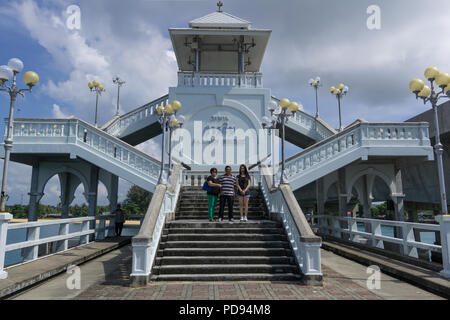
[218,166,237,222]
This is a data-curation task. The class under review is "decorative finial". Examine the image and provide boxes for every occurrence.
[217,1,223,12]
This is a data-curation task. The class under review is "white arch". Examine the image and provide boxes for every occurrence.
[346,167,395,202]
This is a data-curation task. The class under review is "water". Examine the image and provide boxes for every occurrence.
[356,224,436,244]
[4,223,139,267]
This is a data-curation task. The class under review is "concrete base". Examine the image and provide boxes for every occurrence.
[440,269,450,279]
[301,274,323,286]
[130,275,149,287]
[0,271,7,280]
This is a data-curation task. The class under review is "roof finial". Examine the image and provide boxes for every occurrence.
[217,1,223,12]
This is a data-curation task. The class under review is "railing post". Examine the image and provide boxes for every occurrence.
[107,216,116,238]
[23,226,40,262]
[56,222,69,252]
[435,215,450,279]
[371,220,384,249]
[80,219,90,244]
[349,218,359,242]
[0,212,12,279]
[402,223,418,258]
[97,217,106,240]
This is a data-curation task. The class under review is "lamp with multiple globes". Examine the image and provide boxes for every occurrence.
[88,80,105,128]
[0,58,39,211]
[309,76,322,118]
[409,66,450,215]
[156,100,183,184]
[262,98,301,186]
[330,83,349,131]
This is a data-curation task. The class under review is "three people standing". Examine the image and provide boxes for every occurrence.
[206,165,251,223]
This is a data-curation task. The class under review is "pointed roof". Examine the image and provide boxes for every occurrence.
[189,11,251,29]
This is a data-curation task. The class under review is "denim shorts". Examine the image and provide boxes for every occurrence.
[236,192,250,198]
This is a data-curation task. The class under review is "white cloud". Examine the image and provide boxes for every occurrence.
[52,104,69,118]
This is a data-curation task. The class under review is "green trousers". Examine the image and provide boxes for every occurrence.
[207,194,218,219]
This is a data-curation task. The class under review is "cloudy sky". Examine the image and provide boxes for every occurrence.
[0,0,450,206]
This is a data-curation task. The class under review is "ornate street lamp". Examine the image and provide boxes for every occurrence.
[409,66,450,215]
[156,100,182,184]
[329,83,349,132]
[88,80,105,127]
[112,76,125,117]
[262,98,301,185]
[0,58,39,211]
[309,76,322,118]
[262,100,279,188]
[168,113,184,177]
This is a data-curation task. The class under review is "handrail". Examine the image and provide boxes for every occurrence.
[312,215,443,260]
[103,94,169,136]
[130,164,183,286]
[259,165,322,284]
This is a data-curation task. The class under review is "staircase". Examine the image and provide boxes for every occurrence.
[150,187,303,281]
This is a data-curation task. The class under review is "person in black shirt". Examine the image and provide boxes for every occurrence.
[236,164,251,222]
[206,168,221,222]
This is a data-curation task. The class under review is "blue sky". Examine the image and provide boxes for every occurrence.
[0,0,450,207]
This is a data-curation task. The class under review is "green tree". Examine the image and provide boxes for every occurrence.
[123,186,152,215]
[122,202,141,216]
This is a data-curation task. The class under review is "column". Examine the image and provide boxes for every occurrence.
[27,162,42,222]
[337,168,347,217]
[392,166,405,242]
[107,174,119,238]
[316,178,325,215]
[87,165,99,241]
[59,173,71,219]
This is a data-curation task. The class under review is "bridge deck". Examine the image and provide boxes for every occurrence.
[0,237,130,299]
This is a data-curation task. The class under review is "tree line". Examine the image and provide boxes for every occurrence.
[7,185,152,219]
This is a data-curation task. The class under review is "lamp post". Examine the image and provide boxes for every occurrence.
[112,76,125,117]
[262,98,301,186]
[309,76,322,118]
[156,100,182,185]
[409,67,450,215]
[0,58,39,212]
[329,83,349,132]
[88,80,105,127]
[168,114,184,177]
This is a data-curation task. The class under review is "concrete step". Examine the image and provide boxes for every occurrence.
[167,220,281,229]
[160,241,291,249]
[157,248,294,257]
[150,273,303,282]
[175,215,266,220]
[153,264,299,275]
[164,227,284,234]
[162,233,288,242]
[155,256,294,265]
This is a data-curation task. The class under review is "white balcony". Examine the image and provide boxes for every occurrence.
[178,72,263,88]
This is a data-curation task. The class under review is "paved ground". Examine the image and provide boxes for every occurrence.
[10,245,444,300]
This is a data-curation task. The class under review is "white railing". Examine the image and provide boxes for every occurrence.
[182,170,261,187]
[313,214,450,279]
[0,213,146,279]
[10,118,161,188]
[103,95,169,137]
[271,96,336,142]
[313,215,441,258]
[282,122,431,188]
[130,166,183,284]
[260,168,322,281]
[178,72,263,88]
[96,214,145,240]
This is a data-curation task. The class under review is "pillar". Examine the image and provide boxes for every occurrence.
[27,162,42,222]
[316,178,325,215]
[337,168,347,217]
[107,174,119,238]
[362,174,374,246]
[59,173,71,219]
[86,165,99,241]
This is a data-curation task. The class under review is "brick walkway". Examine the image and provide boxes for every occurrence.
[74,263,383,300]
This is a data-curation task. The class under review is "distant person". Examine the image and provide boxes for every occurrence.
[205,168,222,222]
[113,204,127,237]
[218,166,237,222]
[236,164,251,222]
